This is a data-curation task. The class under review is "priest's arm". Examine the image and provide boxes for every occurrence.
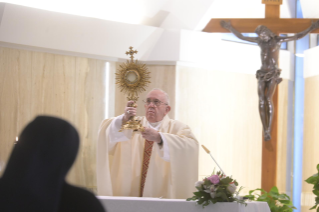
[107,114,171,161]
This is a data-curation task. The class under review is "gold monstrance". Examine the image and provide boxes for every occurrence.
[116,47,151,131]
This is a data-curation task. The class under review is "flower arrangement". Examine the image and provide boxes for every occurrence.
[244,186,296,212]
[305,164,319,211]
[187,171,245,207]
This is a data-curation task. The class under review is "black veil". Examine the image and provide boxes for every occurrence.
[0,116,105,212]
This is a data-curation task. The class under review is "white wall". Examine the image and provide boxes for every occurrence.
[304,46,319,78]
[0,3,294,80]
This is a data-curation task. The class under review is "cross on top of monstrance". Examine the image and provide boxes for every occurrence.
[126,46,138,62]
[116,47,151,132]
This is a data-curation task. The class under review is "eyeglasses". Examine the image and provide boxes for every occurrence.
[143,99,168,106]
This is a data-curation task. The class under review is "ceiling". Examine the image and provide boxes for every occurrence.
[0,0,316,31]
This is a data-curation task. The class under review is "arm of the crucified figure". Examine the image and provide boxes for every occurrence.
[220,20,258,43]
[280,20,319,42]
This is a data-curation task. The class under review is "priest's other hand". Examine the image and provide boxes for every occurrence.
[141,127,161,143]
[123,101,137,123]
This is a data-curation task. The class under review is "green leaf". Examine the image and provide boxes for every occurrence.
[269,191,279,200]
[220,192,229,202]
[257,195,269,201]
[216,191,222,198]
[244,195,255,200]
[254,188,267,194]
[204,179,211,186]
[248,190,255,195]
[270,186,279,194]
[198,198,205,205]
[279,200,291,204]
[278,193,290,200]
[194,191,206,198]
[317,164,319,172]
[314,190,319,196]
[220,177,233,185]
[310,205,316,210]
[306,174,319,185]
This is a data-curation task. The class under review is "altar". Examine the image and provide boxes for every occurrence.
[98,196,271,212]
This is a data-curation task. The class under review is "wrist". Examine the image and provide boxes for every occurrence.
[122,115,128,124]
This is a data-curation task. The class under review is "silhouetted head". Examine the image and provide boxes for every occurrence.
[0,116,79,212]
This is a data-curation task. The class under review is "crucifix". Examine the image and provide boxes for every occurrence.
[203,1,319,192]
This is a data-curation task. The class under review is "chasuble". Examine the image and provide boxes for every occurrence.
[96,114,199,199]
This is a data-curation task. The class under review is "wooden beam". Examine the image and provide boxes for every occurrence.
[265,5,280,19]
[261,88,278,192]
[203,19,319,33]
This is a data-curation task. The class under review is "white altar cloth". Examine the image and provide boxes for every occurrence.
[98,196,271,212]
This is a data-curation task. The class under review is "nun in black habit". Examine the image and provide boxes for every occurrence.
[0,116,106,212]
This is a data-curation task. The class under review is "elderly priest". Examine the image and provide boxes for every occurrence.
[97,88,199,199]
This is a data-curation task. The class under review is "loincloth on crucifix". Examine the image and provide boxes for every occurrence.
[256,69,282,84]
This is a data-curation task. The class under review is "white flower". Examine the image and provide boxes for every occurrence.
[210,192,216,198]
[227,183,237,194]
[235,196,244,200]
[195,181,204,187]
[275,200,284,207]
[195,181,204,191]
[210,185,217,192]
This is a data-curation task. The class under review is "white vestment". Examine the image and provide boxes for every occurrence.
[96,114,199,199]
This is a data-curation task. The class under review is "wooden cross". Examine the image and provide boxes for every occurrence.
[203,2,319,192]
[126,46,138,62]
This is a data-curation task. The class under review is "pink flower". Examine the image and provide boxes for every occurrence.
[207,175,220,184]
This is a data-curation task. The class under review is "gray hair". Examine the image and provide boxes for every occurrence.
[148,88,170,105]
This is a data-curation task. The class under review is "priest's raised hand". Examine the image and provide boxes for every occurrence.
[122,100,137,123]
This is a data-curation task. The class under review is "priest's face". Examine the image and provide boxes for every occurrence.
[144,90,171,123]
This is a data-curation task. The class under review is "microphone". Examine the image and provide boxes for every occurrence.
[201,145,226,176]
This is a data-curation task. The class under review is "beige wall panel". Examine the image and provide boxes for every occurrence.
[107,61,117,118]
[176,66,262,194]
[16,50,33,133]
[114,64,176,119]
[52,55,76,122]
[302,75,319,211]
[0,47,6,176]
[31,52,55,116]
[67,57,89,186]
[0,47,106,192]
[84,59,106,191]
[276,80,289,193]
[67,59,107,191]
[0,48,19,177]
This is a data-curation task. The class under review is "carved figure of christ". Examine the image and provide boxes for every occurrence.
[202,2,319,192]
[221,20,319,141]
